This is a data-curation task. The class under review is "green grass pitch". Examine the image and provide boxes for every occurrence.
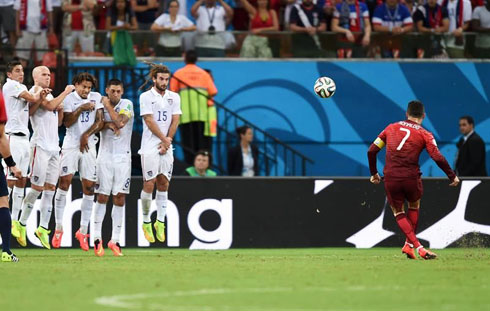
[1,248,489,311]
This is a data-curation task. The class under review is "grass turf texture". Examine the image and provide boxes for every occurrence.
[1,248,489,311]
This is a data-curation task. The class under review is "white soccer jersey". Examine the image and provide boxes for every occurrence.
[2,78,29,136]
[98,99,134,159]
[62,91,103,149]
[138,88,182,155]
[29,87,59,152]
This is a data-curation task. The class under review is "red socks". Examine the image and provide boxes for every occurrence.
[407,208,419,233]
[396,213,421,248]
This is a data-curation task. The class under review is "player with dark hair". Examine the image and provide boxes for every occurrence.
[92,78,134,257]
[367,100,460,260]
[0,90,23,262]
[139,63,182,244]
[51,72,105,250]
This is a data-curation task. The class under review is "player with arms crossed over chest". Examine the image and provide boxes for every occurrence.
[15,66,75,249]
[92,79,134,257]
[2,61,44,239]
[52,73,104,250]
[0,90,23,262]
[367,100,460,259]
[139,64,181,243]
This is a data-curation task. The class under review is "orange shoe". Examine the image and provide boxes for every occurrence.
[418,247,438,260]
[94,239,104,257]
[52,230,63,248]
[402,243,416,259]
[108,240,123,257]
[75,229,90,251]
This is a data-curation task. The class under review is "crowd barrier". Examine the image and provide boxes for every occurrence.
[4,177,489,249]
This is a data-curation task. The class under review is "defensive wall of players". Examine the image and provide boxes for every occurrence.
[70,60,490,177]
[5,177,489,249]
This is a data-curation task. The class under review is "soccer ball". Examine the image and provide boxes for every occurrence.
[314,77,336,98]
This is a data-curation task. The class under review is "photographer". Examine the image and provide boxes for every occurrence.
[191,0,234,57]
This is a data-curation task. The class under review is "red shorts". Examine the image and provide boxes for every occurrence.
[384,178,423,210]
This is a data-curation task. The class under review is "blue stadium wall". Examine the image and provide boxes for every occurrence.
[71,60,490,177]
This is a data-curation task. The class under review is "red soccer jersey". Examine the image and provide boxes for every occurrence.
[368,119,456,180]
[0,91,7,123]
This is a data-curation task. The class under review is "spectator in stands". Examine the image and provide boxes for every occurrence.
[191,0,234,57]
[331,0,371,58]
[51,0,64,46]
[62,0,98,54]
[170,50,218,165]
[185,150,218,176]
[130,0,159,30]
[441,0,472,58]
[233,0,280,30]
[238,0,279,58]
[472,0,490,58]
[14,0,54,65]
[95,0,107,29]
[289,0,327,57]
[106,0,138,31]
[455,115,487,176]
[228,125,259,176]
[0,0,16,47]
[413,0,449,58]
[372,0,413,58]
[151,0,196,57]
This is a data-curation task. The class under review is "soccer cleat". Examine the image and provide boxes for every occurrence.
[51,230,63,248]
[94,239,104,257]
[108,240,123,257]
[402,243,416,260]
[154,220,166,243]
[16,223,27,247]
[11,220,21,238]
[142,222,155,243]
[35,227,51,249]
[418,247,438,260]
[1,252,19,262]
[75,229,90,251]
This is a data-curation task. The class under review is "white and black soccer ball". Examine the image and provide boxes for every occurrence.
[314,77,336,99]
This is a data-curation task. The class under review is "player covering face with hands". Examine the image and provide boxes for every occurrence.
[367,100,459,260]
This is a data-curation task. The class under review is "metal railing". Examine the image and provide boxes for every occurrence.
[68,65,314,176]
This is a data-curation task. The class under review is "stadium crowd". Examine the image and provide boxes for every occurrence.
[0,0,489,60]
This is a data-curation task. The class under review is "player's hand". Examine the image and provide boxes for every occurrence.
[158,143,167,155]
[107,122,120,136]
[41,88,52,99]
[161,136,172,149]
[80,102,95,111]
[449,176,460,187]
[56,103,64,111]
[10,166,22,179]
[80,134,90,153]
[370,173,381,184]
[64,85,75,94]
[101,96,111,107]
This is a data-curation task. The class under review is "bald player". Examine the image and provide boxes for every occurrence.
[15,66,75,249]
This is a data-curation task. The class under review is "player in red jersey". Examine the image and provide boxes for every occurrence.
[367,100,460,260]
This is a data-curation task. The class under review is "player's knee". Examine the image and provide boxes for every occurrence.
[32,184,44,192]
[113,194,125,206]
[390,205,404,216]
[143,180,155,193]
[44,183,56,191]
[97,194,109,204]
[82,182,95,195]
[59,176,72,190]
[408,201,420,210]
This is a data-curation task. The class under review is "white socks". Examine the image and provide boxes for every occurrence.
[141,190,152,223]
[155,191,168,223]
[11,186,24,221]
[80,194,94,235]
[111,205,124,243]
[39,190,55,229]
[19,188,41,225]
[54,189,68,231]
[93,202,107,241]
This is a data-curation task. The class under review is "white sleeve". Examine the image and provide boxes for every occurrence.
[197,6,205,18]
[139,94,153,116]
[154,14,166,26]
[46,0,53,12]
[94,93,104,110]
[63,98,73,113]
[463,0,472,22]
[172,94,182,115]
[472,7,480,20]
[11,82,27,98]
